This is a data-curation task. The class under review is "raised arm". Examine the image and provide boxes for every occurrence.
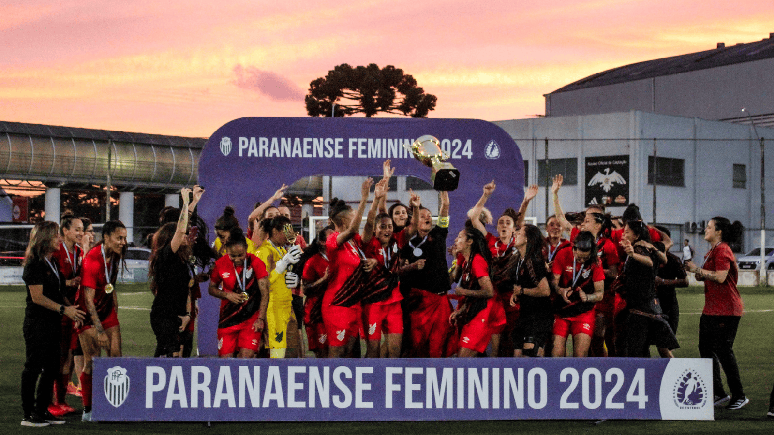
[403,189,421,240]
[362,179,387,244]
[467,180,495,235]
[439,190,450,219]
[378,160,395,215]
[187,185,205,214]
[247,184,288,224]
[551,174,573,233]
[516,184,538,228]
[171,188,191,253]
[336,178,373,246]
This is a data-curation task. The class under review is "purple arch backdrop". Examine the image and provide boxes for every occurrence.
[196,117,524,356]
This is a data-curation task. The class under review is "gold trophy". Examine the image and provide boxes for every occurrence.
[282,223,298,245]
[404,135,460,191]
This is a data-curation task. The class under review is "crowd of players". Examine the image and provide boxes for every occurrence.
[20,159,767,426]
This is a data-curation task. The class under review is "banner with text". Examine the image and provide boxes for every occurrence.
[94,357,712,421]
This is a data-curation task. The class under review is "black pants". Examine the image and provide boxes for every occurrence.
[21,318,61,415]
[699,314,744,398]
[151,315,182,358]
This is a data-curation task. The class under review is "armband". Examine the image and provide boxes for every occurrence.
[438,216,449,228]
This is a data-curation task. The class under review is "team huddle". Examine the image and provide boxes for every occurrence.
[19,160,752,426]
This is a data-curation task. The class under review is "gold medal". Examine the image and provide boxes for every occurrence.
[105,283,114,294]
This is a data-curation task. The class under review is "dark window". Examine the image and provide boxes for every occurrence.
[733,164,746,189]
[125,249,150,261]
[523,160,529,186]
[538,158,577,185]
[405,176,434,191]
[368,175,398,192]
[648,156,684,187]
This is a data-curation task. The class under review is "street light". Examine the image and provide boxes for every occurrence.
[742,108,766,286]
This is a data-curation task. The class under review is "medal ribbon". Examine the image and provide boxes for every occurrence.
[101,245,113,287]
[408,234,428,256]
[62,242,79,274]
[233,260,247,293]
[494,235,515,258]
[45,257,60,281]
[571,258,588,289]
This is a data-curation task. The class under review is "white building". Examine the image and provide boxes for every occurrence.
[494,110,773,263]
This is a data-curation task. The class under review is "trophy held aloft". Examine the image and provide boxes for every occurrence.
[404,135,460,191]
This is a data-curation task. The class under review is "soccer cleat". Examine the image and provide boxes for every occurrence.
[82,410,92,422]
[21,413,50,427]
[42,410,66,425]
[726,396,749,410]
[58,403,76,415]
[767,407,774,418]
[47,404,66,417]
[713,395,730,407]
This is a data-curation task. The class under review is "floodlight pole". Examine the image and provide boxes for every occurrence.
[742,108,766,286]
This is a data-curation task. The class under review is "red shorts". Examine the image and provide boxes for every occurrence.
[553,309,597,338]
[217,312,261,356]
[408,289,458,358]
[596,291,626,321]
[77,308,119,335]
[459,298,507,353]
[362,294,403,341]
[497,292,520,334]
[323,300,361,348]
[306,322,328,351]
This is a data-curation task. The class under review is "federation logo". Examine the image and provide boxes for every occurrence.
[673,369,707,409]
[220,137,232,156]
[104,366,130,408]
[588,167,626,193]
[485,140,501,159]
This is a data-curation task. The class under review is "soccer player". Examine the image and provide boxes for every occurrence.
[21,221,85,427]
[76,220,127,422]
[653,240,688,358]
[256,216,303,358]
[209,228,270,358]
[509,224,552,357]
[213,206,258,257]
[323,178,377,358]
[449,226,505,357]
[300,226,334,358]
[49,212,84,417]
[551,231,605,357]
[684,217,748,410]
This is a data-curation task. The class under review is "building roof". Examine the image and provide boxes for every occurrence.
[0,120,207,149]
[550,34,774,94]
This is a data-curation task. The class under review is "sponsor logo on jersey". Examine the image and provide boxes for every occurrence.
[222,272,231,279]
[104,366,130,408]
[462,336,470,343]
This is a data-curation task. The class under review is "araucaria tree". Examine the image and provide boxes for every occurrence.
[305,64,437,117]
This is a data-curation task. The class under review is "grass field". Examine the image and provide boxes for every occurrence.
[1,284,773,434]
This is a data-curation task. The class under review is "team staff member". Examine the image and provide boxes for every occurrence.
[76,220,127,422]
[400,190,456,358]
[209,228,270,358]
[509,224,552,357]
[551,231,605,357]
[616,220,678,358]
[49,212,83,417]
[653,240,688,358]
[300,226,334,358]
[21,222,85,427]
[684,217,748,410]
[449,226,505,357]
[323,178,375,358]
[149,188,194,357]
[257,216,302,358]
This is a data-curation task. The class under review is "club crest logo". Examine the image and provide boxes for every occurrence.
[319,334,327,344]
[220,137,232,156]
[673,369,707,409]
[368,323,377,336]
[104,366,130,408]
[485,140,501,159]
[275,331,284,343]
[336,329,346,342]
[588,167,626,192]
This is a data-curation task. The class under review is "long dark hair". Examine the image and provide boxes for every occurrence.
[462,225,492,268]
[573,231,599,266]
[297,225,334,276]
[588,212,613,237]
[60,211,81,235]
[215,206,239,232]
[224,227,248,251]
[100,220,128,258]
[522,224,547,264]
[148,222,189,294]
[259,216,291,241]
[711,216,744,245]
[625,220,651,243]
[23,221,59,266]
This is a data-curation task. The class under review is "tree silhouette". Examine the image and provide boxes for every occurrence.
[305,64,437,118]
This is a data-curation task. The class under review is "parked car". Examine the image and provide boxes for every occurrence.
[737,247,774,271]
[0,250,25,267]
[120,246,151,284]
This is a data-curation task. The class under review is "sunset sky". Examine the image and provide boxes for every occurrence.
[2,0,773,138]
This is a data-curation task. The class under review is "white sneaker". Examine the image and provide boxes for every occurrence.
[726,396,749,410]
[714,395,730,407]
[81,410,92,422]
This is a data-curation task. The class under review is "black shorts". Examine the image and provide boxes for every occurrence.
[511,314,554,350]
[292,294,304,328]
[151,316,182,357]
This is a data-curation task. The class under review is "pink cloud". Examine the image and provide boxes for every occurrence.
[232,65,304,102]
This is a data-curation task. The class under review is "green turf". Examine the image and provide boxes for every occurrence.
[1,284,773,433]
